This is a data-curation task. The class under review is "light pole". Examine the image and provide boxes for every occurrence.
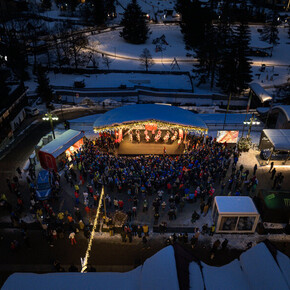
[243,113,261,140]
[42,112,59,139]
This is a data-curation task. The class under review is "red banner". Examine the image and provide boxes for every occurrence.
[145,123,157,131]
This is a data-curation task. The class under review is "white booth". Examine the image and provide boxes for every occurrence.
[212,196,260,234]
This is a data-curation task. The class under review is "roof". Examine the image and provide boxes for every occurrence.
[272,105,290,122]
[39,130,84,158]
[199,114,252,124]
[214,196,259,214]
[2,246,179,290]
[189,243,290,290]
[3,243,290,290]
[249,83,272,103]
[262,129,290,151]
[93,104,208,131]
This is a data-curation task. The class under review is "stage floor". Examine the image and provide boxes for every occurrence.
[117,139,185,155]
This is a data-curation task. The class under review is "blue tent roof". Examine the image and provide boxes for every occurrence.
[93,104,207,131]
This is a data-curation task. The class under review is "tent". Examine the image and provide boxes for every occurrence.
[212,196,260,233]
[93,104,208,133]
[38,130,84,171]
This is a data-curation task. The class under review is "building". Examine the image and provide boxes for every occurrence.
[0,83,28,148]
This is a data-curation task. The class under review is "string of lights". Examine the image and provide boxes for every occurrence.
[93,120,208,135]
[81,186,105,273]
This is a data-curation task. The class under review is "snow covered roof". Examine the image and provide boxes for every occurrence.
[93,104,208,131]
[199,114,252,124]
[249,83,272,103]
[189,243,290,290]
[215,196,259,214]
[3,244,290,290]
[263,129,290,151]
[272,105,290,122]
[239,243,289,290]
[201,259,250,290]
[39,130,85,158]
[2,246,179,290]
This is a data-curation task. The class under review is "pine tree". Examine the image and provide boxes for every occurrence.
[259,13,279,46]
[193,24,220,88]
[41,0,52,10]
[0,70,10,102]
[175,0,210,49]
[92,0,106,25]
[36,64,53,107]
[139,48,154,71]
[120,0,149,44]
[234,22,252,93]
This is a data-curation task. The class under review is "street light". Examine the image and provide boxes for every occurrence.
[244,113,261,139]
[42,112,59,139]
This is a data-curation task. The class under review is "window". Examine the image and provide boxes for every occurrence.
[220,217,238,231]
[237,216,255,231]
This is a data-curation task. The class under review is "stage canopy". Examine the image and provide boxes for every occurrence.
[93,104,208,133]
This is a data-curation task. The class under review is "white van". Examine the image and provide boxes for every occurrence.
[25,106,39,117]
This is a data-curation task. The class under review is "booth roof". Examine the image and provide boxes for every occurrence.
[249,83,272,103]
[263,129,290,151]
[39,130,84,158]
[272,105,290,122]
[93,104,208,130]
[215,196,259,214]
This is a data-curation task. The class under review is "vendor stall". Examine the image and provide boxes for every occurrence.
[38,129,84,171]
[258,129,290,164]
[212,196,260,233]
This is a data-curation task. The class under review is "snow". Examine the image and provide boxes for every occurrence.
[249,83,272,103]
[89,24,186,61]
[272,105,290,121]
[199,114,253,124]
[93,104,208,130]
[201,260,250,290]
[239,243,289,290]
[189,262,204,290]
[215,196,259,214]
[26,72,192,93]
[140,246,179,290]
[2,268,142,290]
[276,250,290,289]
[262,129,290,151]
[2,246,179,290]
[40,130,85,158]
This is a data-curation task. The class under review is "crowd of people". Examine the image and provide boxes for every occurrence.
[1,131,287,267]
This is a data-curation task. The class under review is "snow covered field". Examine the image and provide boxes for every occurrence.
[89,24,186,61]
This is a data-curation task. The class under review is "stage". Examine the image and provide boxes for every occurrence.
[117,135,185,155]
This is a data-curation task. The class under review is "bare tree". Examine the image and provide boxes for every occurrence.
[102,56,112,70]
[139,48,154,71]
[67,34,88,69]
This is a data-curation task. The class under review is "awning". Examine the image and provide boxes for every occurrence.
[262,129,290,151]
[40,129,85,158]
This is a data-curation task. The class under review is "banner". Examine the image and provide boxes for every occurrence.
[217,131,239,143]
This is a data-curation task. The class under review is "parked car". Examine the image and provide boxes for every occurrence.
[25,106,39,117]
[36,170,52,200]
